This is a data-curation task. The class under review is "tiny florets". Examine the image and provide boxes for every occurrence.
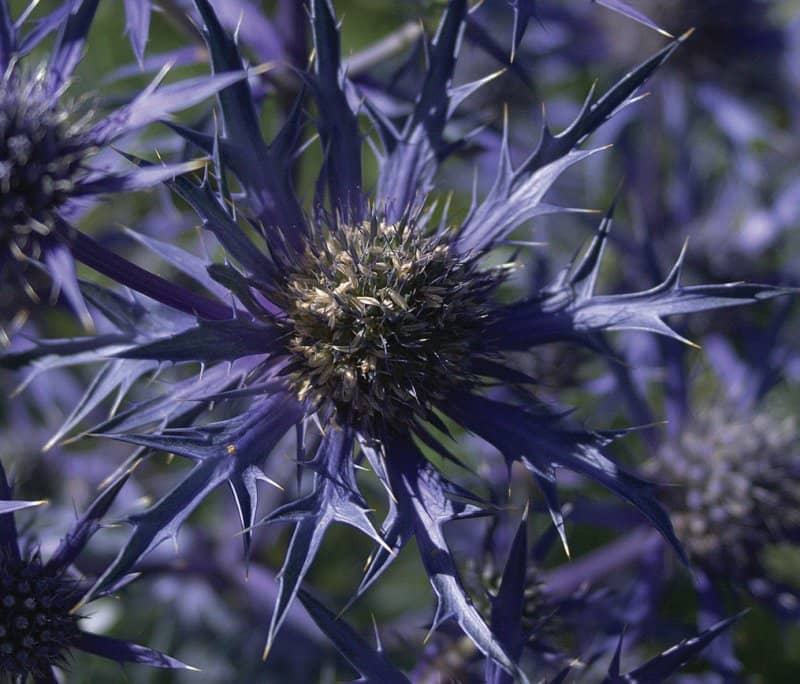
[0,67,93,263]
[0,551,81,681]
[276,218,505,431]
[655,407,800,570]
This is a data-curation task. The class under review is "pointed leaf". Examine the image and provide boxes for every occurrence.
[73,160,208,196]
[82,396,301,604]
[262,426,385,658]
[527,29,691,174]
[0,463,20,558]
[17,2,71,56]
[123,0,151,65]
[47,0,100,89]
[376,0,467,218]
[602,614,744,682]
[298,590,411,684]
[89,69,252,145]
[123,229,228,299]
[593,0,672,37]
[455,147,602,254]
[489,230,794,350]
[116,318,280,363]
[74,632,194,670]
[167,174,277,281]
[44,240,93,330]
[449,393,688,565]
[61,221,234,321]
[383,437,527,682]
[46,468,132,572]
[192,0,306,241]
[310,0,363,217]
[0,500,46,515]
[487,510,528,684]
[0,1,16,69]
[456,31,691,254]
[511,1,537,62]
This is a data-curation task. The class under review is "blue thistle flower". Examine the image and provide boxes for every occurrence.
[655,334,800,596]
[3,1,793,678]
[583,320,800,676]
[655,404,800,573]
[0,0,251,328]
[0,460,192,680]
[0,67,90,260]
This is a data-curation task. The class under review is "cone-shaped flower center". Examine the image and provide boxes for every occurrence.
[0,69,91,260]
[657,408,800,566]
[280,219,502,431]
[0,552,80,679]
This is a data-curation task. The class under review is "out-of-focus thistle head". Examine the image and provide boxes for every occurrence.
[609,329,800,676]
[3,0,794,678]
[0,548,82,680]
[0,0,251,329]
[0,66,93,267]
[0,460,192,680]
[659,408,800,572]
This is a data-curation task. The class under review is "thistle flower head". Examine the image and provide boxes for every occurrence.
[278,216,504,431]
[0,66,93,263]
[7,0,793,678]
[0,0,255,328]
[0,460,191,680]
[0,550,81,680]
[657,407,800,570]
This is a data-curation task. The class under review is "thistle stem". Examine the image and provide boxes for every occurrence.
[542,527,661,599]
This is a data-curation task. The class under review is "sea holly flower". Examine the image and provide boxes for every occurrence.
[655,404,800,577]
[577,314,800,677]
[0,0,252,329]
[0,460,192,681]
[3,0,793,678]
[647,336,800,671]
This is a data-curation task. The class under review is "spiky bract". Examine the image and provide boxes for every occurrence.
[2,0,795,680]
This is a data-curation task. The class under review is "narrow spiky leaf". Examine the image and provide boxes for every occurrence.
[81,397,302,605]
[601,614,744,682]
[261,426,386,659]
[376,0,467,218]
[449,393,688,565]
[298,590,411,684]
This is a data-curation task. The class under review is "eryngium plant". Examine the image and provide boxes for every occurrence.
[0,460,190,681]
[2,0,793,678]
[0,0,248,329]
[657,406,800,571]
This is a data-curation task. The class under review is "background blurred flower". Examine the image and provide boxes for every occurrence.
[0,459,190,681]
[0,0,251,331]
